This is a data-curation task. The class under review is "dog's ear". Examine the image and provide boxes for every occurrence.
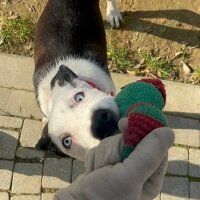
[35,123,51,150]
[51,65,78,88]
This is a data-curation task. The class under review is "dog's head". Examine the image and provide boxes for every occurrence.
[36,65,119,160]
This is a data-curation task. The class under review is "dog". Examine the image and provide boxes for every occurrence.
[33,0,122,160]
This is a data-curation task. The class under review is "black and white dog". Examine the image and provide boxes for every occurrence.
[33,0,122,160]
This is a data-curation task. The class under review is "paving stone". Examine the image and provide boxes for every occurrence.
[0,87,11,115]
[0,192,9,200]
[20,119,43,148]
[72,160,85,182]
[42,193,56,200]
[0,129,19,159]
[7,89,42,119]
[16,147,45,159]
[189,149,200,178]
[190,182,200,200]
[165,115,200,130]
[12,163,43,194]
[167,147,188,175]
[161,177,189,200]
[11,195,40,200]
[0,116,23,129]
[173,129,200,147]
[0,161,14,190]
[0,53,34,91]
[42,158,72,188]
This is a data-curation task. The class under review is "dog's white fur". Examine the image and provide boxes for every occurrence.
[106,0,122,28]
[36,58,119,160]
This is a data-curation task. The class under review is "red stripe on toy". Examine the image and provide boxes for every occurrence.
[124,112,164,147]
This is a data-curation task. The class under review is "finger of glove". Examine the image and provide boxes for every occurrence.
[142,155,168,199]
[123,127,174,183]
[85,134,123,172]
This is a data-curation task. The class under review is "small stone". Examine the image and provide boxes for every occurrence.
[0,116,23,129]
[190,182,200,200]
[0,192,9,200]
[0,129,19,159]
[42,158,72,188]
[189,149,200,178]
[12,163,43,194]
[0,161,14,190]
[16,147,45,159]
[72,160,85,182]
[167,147,188,175]
[20,119,43,148]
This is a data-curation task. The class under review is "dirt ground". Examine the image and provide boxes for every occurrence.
[0,0,200,83]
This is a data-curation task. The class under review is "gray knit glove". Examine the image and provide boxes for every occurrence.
[54,125,174,200]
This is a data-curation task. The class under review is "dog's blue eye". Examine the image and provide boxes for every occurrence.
[75,92,84,103]
[62,136,72,148]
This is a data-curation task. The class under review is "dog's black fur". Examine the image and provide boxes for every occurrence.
[34,0,107,83]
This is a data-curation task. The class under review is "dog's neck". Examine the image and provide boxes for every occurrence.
[36,57,116,117]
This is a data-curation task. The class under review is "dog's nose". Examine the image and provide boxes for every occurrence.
[91,109,119,140]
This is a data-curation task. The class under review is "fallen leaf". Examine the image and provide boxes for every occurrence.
[182,62,191,75]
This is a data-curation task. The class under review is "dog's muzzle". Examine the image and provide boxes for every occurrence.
[91,108,119,140]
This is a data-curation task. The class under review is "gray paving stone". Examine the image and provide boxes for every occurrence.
[189,149,200,178]
[190,182,200,200]
[0,116,23,129]
[0,53,34,91]
[0,192,9,200]
[72,160,85,182]
[161,177,189,200]
[0,87,11,115]
[11,196,40,200]
[0,129,19,159]
[12,163,43,194]
[165,115,200,130]
[20,119,43,148]
[42,158,72,188]
[7,89,42,119]
[16,147,45,159]
[167,147,188,175]
[0,161,14,190]
[42,193,56,200]
[173,129,200,147]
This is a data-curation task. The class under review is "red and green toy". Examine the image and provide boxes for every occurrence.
[114,79,168,159]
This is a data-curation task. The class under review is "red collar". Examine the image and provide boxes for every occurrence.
[85,80,115,97]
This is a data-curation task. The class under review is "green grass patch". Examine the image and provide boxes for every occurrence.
[107,30,134,72]
[140,50,173,79]
[0,17,33,49]
[108,46,134,71]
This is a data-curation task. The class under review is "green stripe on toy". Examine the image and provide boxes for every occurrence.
[114,79,167,160]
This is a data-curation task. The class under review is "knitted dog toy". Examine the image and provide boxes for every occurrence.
[115,79,168,159]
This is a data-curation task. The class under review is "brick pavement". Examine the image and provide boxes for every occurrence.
[0,54,200,200]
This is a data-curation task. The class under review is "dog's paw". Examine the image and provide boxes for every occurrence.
[106,3,122,28]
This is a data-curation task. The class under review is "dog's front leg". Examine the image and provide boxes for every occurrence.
[106,0,122,28]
